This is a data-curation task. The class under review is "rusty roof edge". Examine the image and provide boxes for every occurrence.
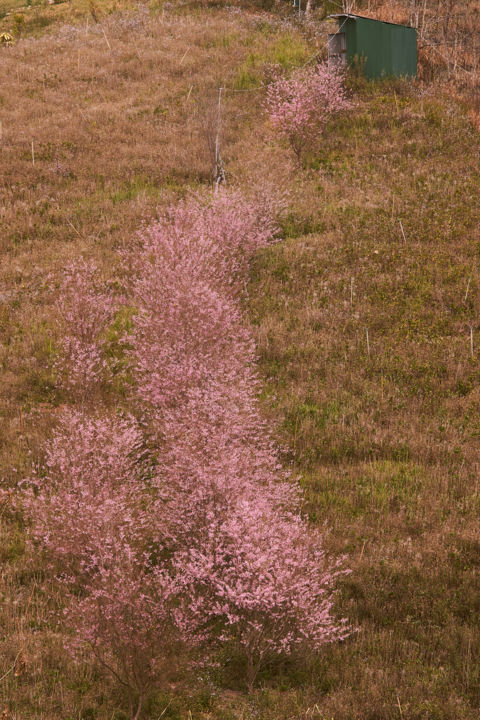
[328,13,416,30]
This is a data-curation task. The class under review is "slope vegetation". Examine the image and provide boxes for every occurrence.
[0,1,479,719]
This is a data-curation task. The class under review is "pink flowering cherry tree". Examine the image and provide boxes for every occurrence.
[23,409,148,578]
[23,409,188,720]
[179,501,349,693]
[23,190,352,711]
[65,547,185,720]
[126,191,351,691]
[265,63,352,162]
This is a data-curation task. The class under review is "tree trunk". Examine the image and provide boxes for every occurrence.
[129,693,143,720]
[246,651,262,694]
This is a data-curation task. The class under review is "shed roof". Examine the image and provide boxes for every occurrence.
[329,13,414,30]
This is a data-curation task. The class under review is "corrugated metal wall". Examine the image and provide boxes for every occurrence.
[340,16,417,79]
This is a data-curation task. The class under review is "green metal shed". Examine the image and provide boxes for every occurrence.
[328,13,417,79]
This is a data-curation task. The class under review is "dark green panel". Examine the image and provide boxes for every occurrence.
[340,15,417,79]
[344,18,357,60]
[390,23,417,77]
[355,18,389,77]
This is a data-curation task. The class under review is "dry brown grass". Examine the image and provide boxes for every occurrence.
[243,75,480,718]
[0,1,310,452]
[1,1,480,718]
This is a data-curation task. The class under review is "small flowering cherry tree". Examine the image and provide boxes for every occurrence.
[265,63,352,162]
[23,409,187,720]
[23,410,148,577]
[180,503,349,693]
[66,549,185,720]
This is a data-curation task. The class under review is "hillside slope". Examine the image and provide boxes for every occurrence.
[0,2,479,719]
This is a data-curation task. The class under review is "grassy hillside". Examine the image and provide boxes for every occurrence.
[0,0,137,37]
[0,1,479,718]
[247,81,480,718]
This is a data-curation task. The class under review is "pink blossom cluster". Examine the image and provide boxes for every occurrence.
[54,259,114,400]
[265,63,352,161]
[24,191,349,711]
[23,410,148,577]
